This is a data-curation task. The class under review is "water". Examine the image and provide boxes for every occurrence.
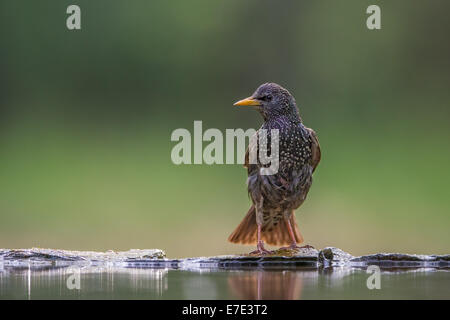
[0,266,448,299]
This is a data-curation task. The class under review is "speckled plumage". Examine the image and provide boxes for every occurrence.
[229,83,321,251]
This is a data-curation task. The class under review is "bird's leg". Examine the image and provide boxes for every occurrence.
[279,218,314,251]
[250,197,271,255]
[250,224,271,255]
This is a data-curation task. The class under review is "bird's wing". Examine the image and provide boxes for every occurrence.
[306,127,321,173]
[244,131,258,168]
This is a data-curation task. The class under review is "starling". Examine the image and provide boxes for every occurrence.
[228,83,321,254]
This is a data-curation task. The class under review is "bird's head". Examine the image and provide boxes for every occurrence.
[234,83,299,121]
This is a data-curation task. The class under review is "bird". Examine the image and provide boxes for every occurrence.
[228,83,321,254]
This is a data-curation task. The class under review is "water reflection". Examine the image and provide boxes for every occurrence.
[226,267,366,299]
[0,264,448,299]
[0,265,169,299]
[228,270,305,299]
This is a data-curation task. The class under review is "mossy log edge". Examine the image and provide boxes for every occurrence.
[1,247,449,270]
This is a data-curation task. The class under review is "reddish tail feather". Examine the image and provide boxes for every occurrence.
[228,205,303,246]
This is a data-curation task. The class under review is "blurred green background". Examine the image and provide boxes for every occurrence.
[1,1,449,258]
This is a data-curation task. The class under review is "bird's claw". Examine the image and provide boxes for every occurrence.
[249,242,272,255]
[249,248,271,255]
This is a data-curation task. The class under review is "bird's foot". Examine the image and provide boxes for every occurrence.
[249,241,272,255]
[279,243,315,251]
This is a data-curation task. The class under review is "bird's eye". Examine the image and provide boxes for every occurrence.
[261,95,272,102]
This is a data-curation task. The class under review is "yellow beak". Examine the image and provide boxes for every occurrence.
[233,97,261,107]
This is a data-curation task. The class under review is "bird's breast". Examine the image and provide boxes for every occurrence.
[247,119,314,209]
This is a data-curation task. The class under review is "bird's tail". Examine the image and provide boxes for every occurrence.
[262,212,303,246]
[228,207,303,246]
[228,205,258,244]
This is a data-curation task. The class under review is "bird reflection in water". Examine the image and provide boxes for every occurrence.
[227,270,306,300]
